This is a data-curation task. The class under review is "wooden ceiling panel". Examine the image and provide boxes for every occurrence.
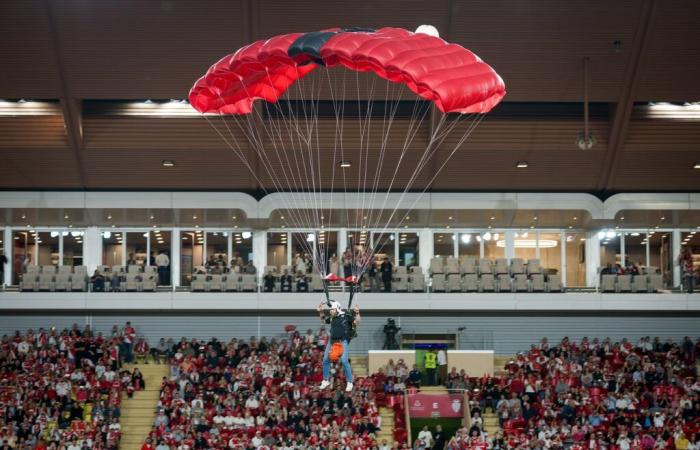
[610,150,700,191]
[0,148,82,188]
[450,0,639,102]
[0,115,69,149]
[433,119,609,190]
[0,0,61,98]
[81,147,257,190]
[257,0,450,37]
[51,1,247,99]
[82,117,244,150]
[637,0,700,101]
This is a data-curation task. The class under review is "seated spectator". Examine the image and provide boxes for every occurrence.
[243,260,257,274]
[408,364,422,387]
[135,337,150,363]
[280,269,293,292]
[91,269,106,292]
[296,271,309,292]
[263,271,276,292]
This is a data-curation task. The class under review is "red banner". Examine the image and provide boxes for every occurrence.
[407,393,464,418]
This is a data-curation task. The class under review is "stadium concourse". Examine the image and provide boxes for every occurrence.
[2,1,700,450]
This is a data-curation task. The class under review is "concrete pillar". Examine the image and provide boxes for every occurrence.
[585,231,600,288]
[672,229,681,287]
[83,227,101,273]
[172,227,181,288]
[2,228,11,287]
[253,231,267,283]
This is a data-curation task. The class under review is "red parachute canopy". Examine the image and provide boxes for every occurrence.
[189,27,505,115]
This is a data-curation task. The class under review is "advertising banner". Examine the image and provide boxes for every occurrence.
[407,393,464,418]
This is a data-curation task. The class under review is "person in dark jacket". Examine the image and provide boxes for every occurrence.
[317,300,360,392]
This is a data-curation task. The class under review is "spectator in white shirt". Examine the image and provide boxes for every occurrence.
[155,251,170,286]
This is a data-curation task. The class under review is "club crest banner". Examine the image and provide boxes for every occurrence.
[407,393,464,418]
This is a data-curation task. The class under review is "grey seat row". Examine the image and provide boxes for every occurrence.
[191,274,258,292]
[432,272,562,293]
[600,274,664,293]
[430,257,542,276]
[21,266,88,292]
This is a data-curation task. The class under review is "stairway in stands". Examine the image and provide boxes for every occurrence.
[481,355,513,436]
[119,363,168,450]
[351,356,397,446]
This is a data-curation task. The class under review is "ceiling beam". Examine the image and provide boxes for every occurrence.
[596,0,657,192]
[45,0,86,188]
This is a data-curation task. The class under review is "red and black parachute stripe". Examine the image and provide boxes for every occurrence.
[288,28,376,65]
[189,27,505,115]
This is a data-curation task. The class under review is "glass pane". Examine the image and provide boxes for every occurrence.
[681,231,699,290]
[267,232,287,269]
[315,231,337,275]
[538,232,561,277]
[372,231,395,265]
[624,232,646,272]
[291,232,314,274]
[434,233,454,258]
[513,230,535,261]
[205,232,227,273]
[648,231,672,288]
[458,233,478,258]
[232,231,253,272]
[102,231,123,266]
[180,230,204,286]
[398,233,419,268]
[12,231,34,284]
[36,232,59,267]
[483,231,504,259]
[64,231,84,267]
[126,232,148,267]
[599,231,621,270]
[150,230,171,285]
[565,233,586,287]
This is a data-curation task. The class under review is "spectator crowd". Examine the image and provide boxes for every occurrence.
[0,322,145,450]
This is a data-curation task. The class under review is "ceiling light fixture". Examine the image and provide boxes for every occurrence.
[516,161,528,168]
[162,160,175,167]
[694,162,700,169]
[339,161,352,168]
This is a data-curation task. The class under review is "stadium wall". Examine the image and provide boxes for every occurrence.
[0,313,697,355]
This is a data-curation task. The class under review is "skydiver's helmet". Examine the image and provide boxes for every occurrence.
[329,301,345,316]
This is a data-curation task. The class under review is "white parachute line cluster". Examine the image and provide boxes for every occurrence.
[202,66,488,288]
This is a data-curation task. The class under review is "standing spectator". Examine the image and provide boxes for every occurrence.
[0,250,7,289]
[155,250,170,285]
[329,254,340,277]
[433,425,446,450]
[417,426,433,449]
[122,321,136,363]
[343,247,353,278]
[367,261,379,292]
[263,271,275,292]
[425,348,437,386]
[437,348,448,385]
[127,252,137,266]
[679,247,694,293]
[380,257,393,292]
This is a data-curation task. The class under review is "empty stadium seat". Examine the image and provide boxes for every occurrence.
[41,265,57,274]
[495,258,509,275]
[547,274,562,292]
[631,275,647,293]
[497,274,512,292]
[431,274,446,292]
[447,274,462,292]
[514,273,528,292]
[510,258,525,275]
[617,274,632,293]
[527,259,542,275]
[205,274,223,292]
[430,257,444,275]
[54,273,71,291]
[531,274,545,292]
[445,257,460,274]
[224,274,240,292]
[601,275,616,293]
[409,268,425,292]
[191,274,205,291]
[478,259,493,275]
[128,264,142,274]
[480,273,495,292]
[648,273,663,292]
[241,274,257,292]
[58,265,73,275]
[460,257,477,274]
[463,273,478,292]
[393,273,408,292]
[141,273,157,291]
[70,272,86,291]
[38,273,54,291]
[125,274,141,291]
